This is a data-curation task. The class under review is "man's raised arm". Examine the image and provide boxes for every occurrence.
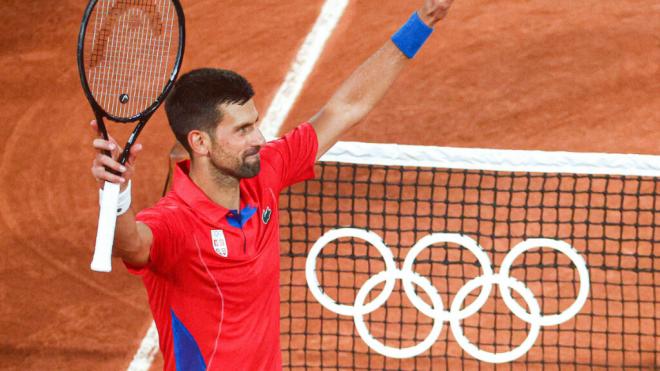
[311,0,454,159]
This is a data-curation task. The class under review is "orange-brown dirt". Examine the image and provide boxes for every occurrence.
[0,0,657,370]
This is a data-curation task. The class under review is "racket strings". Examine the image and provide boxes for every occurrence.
[85,0,178,118]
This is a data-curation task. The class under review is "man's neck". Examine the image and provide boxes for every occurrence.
[189,159,240,210]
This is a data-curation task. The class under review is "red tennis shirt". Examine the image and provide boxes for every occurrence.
[126,123,318,371]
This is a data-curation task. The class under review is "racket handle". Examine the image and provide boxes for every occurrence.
[91,181,120,272]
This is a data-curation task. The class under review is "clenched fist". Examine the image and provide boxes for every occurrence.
[90,120,142,191]
[418,0,454,26]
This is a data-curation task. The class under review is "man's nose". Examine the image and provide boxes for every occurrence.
[252,128,266,146]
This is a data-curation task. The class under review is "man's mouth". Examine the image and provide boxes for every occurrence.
[244,147,260,158]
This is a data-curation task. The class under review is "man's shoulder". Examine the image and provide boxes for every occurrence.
[136,192,187,223]
[259,123,316,166]
[262,123,315,151]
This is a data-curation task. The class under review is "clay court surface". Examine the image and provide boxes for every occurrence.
[0,0,658,370]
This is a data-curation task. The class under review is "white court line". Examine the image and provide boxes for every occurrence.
[260,0,349,140]
[126,323,159,371]
[126,1,348,370]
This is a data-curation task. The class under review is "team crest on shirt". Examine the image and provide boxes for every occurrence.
[262,207,272,224]
[211,229,228,257]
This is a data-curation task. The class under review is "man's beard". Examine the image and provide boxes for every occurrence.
[210,147,261,180]
[235,153,261,178]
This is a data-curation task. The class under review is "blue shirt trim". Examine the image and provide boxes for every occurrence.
[171,309,207,371]
[226,205,257,228]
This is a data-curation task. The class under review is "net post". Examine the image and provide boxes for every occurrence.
[162,141,188,196]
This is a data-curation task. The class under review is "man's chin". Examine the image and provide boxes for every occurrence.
[239,159,261,178]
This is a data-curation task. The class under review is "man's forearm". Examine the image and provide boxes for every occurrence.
[325,40,408,125]
[311,40,409,157]
[112,208,151,266]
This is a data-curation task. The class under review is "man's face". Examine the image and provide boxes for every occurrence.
[208,99,265,179]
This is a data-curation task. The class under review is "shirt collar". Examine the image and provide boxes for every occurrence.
[172,160,232,225]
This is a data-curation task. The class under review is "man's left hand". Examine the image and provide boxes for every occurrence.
[418,0,455,27]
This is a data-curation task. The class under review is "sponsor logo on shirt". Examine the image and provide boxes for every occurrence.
[211,229,228,257]
[262,207,272,224]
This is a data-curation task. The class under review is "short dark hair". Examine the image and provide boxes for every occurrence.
[165,68,255,153]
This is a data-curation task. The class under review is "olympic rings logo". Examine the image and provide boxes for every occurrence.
[305,228,590,364]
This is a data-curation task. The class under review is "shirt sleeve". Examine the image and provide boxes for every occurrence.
[123,205,179,276]
[260,123,318,192]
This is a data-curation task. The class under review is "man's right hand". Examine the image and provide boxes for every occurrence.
[89,119,153,267]
[90,120,143,191]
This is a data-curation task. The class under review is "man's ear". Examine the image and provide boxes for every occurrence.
[188,130,211,156]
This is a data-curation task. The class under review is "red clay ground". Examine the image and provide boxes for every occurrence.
[0,0,657,370]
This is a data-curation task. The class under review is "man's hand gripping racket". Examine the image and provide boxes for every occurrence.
[77,0,185,272]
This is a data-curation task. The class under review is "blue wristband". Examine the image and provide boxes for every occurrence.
[391,12,433,59]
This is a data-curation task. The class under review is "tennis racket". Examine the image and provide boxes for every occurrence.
[77,0,185,272]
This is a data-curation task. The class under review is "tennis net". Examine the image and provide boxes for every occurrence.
[279,142,659,370]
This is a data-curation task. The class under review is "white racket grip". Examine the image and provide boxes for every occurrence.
[91,181,120,272]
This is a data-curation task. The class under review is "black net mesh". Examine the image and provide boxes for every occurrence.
[279,161,658,370]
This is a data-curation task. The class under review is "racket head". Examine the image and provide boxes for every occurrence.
[77,0,185,122]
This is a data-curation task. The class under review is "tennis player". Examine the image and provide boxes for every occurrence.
[89,1,454,369]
